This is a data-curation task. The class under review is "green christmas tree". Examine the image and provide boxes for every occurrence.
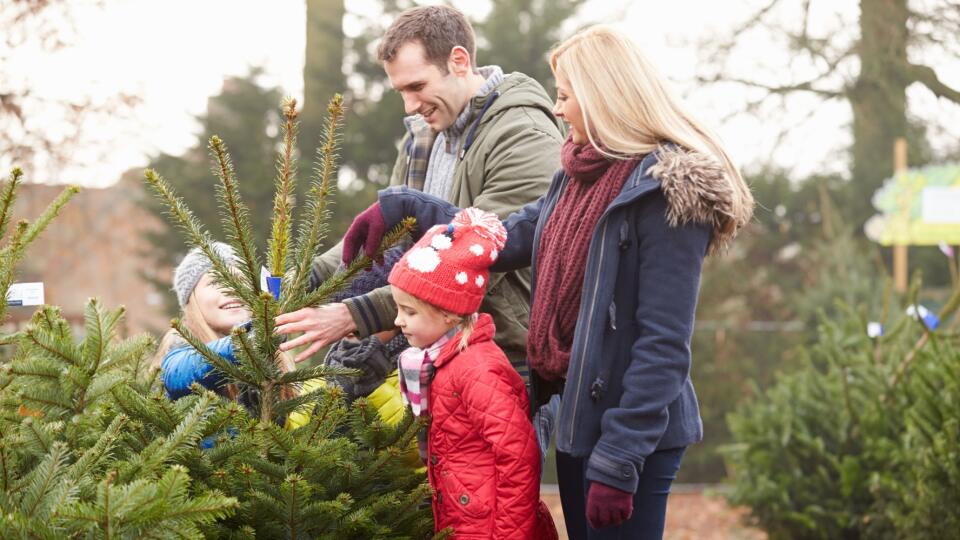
[724,276,960,539]
[0,95,436,537]
[143,95,434,538]
[0,172,237,538]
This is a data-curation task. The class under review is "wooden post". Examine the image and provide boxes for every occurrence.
[893,137,908,292]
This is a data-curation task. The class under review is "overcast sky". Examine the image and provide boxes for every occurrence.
[7,0,960,187]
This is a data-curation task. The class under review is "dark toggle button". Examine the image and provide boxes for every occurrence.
[459,494,470,505]
[430,454,438,465]
[438,492,443,505]
[590,378,605,402]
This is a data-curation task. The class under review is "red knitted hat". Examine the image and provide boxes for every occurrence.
[388,207,507,315]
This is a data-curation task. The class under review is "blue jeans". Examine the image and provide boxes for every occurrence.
[557,447,686,540]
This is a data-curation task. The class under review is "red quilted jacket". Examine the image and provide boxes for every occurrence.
[425,314,556,539]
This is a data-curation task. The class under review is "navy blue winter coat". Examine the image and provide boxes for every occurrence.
[380,145,743,493]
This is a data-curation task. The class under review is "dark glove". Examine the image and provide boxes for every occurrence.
[337,338,395,397]
[342,202,386,266]
[586,481,633,529]
[323,333,407,401]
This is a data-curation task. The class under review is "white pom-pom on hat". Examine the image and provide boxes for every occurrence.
[452,207,507,250]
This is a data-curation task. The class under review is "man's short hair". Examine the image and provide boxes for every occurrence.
[377,5,477,72]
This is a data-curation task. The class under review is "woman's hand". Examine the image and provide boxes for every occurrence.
[586,481,633,529]
[342,202,386,266]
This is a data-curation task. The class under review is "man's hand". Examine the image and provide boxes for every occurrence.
[276,303,357,363]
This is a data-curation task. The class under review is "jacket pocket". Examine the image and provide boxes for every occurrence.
[439,466,491,519]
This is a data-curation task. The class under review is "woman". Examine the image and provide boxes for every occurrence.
[341,25,753,538]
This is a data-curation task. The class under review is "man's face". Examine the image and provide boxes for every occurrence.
[384,41,470,132]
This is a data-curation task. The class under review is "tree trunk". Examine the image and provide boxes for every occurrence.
[849,0,908,223]
[301,0,346,161]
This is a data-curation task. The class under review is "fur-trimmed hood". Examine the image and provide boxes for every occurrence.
[648,145,754,255]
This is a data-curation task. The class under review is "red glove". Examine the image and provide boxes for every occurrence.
[342,202,386,266]
[586,481,633,529]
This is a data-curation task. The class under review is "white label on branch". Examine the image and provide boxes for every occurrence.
[6,282,44,307]
[260,266,271,291]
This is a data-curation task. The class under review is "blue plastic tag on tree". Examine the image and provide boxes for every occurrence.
[906,304,940,330]
[266,275,282,300]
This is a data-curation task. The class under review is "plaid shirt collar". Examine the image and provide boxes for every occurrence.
[400,116,436,191]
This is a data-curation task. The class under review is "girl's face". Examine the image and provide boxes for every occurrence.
[391,287,458,349]
[192,272,251,336]
[553,74,588,144]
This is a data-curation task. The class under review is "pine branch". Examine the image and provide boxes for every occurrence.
[170,319,259,386]
[281,474,309,540]
[268,98,299,278]
[109,385,177,433]
[209,136,262,295]
[304,387,348,447]
[272,382,342,421]
[230,326,278,387]
[249,291,281,383]
[284,218,416,313]
[65,414,127,483]
[275,364,355,385]
[81,299,121,376]
[288,94,345,302]
[144,169,256,306]
[259,422,296,455]
[101,334,155,373]
[20,441,69,519]
[23,326,82,367]
[0,167,23,242]
[19,184,79,251]
[18,417,56,456]
[134,392,217,479]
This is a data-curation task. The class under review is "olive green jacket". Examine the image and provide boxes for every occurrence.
[311,72,562,373]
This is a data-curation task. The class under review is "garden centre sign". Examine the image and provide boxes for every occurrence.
[865,163,960,245]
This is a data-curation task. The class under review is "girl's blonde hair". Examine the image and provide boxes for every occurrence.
[550,25,753,235]
[150,281,297,401]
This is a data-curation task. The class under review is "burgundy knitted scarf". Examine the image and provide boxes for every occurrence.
[527,138,639,381]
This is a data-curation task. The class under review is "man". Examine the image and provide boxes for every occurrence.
[276,5,562,382]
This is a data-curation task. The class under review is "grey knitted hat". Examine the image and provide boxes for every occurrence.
[173,242,239,308]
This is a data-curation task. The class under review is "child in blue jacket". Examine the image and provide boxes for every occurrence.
[150,242,297,404]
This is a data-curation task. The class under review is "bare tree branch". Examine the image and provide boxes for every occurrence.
[907,62,960,104]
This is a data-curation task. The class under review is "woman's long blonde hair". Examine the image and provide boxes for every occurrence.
[550,25,753,226]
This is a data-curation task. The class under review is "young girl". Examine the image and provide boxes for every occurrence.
[388,208,556,539]
[151,242,297,415]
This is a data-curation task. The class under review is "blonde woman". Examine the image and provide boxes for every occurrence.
[340,25,753,538]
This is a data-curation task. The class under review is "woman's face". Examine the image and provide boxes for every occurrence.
[191,272,251,336]
[553,75,588,144]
